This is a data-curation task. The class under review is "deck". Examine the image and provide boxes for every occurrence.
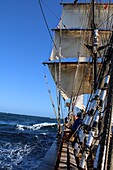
[38,129,78,170]
[38,126,113,170]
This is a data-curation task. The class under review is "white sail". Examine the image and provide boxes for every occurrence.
[48,62,98,100]
[50,30,90,60]
[58,3,113,29]
[50,3,112,61]
[74,94,85,111]
[58,3,89,29]
[48,3,113,100]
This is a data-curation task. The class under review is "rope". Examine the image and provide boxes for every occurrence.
[44,66,58,120]
[41,0,60,21]
[38,0,58,52]
[97,30,113,170]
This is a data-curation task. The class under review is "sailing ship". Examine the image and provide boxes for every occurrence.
[38,0,113,169]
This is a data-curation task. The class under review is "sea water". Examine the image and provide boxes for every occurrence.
[0,112,57,169]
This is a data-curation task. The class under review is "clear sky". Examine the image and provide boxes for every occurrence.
[0,0,75,117]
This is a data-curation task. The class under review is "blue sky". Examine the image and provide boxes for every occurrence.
[0,0,65,117]
[0,0,76,117]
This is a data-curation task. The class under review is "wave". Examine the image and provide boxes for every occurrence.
[0,141,41,169]
[0,120,16,126]
[16,122,57,131]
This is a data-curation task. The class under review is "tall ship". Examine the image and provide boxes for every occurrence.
[38,0,113,169]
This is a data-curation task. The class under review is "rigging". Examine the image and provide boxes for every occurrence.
[43,65,58,120]
[38,0,58,52]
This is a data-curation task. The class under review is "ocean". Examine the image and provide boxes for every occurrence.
[0,112,57,170]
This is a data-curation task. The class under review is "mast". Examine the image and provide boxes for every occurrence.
[58,18,62,134]
[58,38,61,134]
[92,0,98,91]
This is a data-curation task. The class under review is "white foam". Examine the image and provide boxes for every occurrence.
[40,133,47,135]
[16,125,24,131]
[33,122,56,128]
[16,122,56,131]
[0,143,32,168]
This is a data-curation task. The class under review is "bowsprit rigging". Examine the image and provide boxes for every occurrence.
[38,0,113,170]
